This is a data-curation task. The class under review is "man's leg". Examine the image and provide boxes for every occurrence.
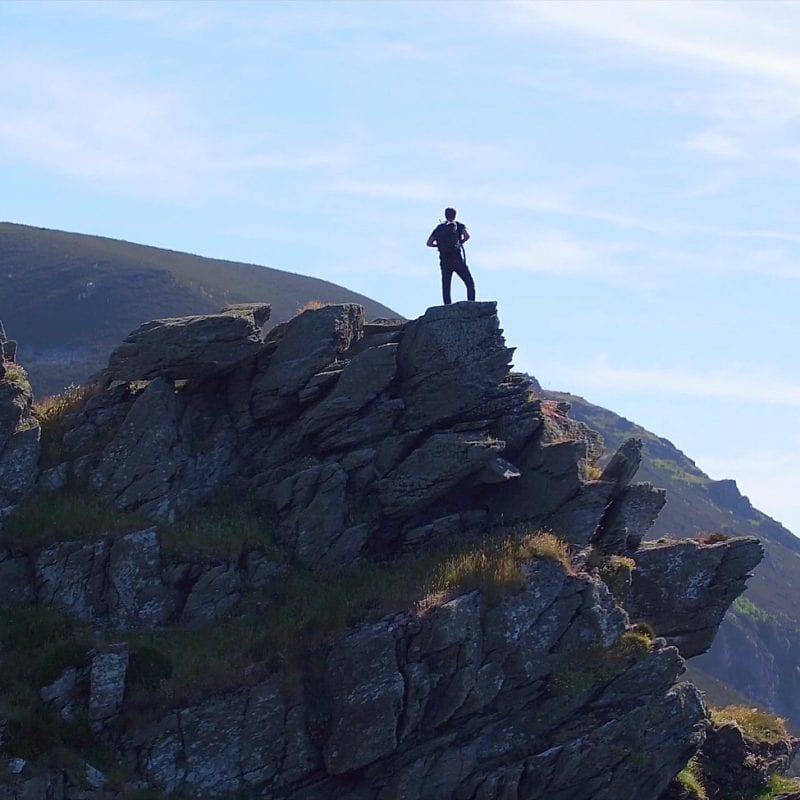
[441,265,454,304]
[453,261,476,301]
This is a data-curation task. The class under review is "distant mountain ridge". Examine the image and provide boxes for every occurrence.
[0,222,400,396]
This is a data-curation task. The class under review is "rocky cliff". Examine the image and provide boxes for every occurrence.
[0,302,779,799]
[547,390,800,730]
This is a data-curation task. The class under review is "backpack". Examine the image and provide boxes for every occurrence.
[437,222,462,253]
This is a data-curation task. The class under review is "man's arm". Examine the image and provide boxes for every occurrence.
[426,228,439,247]
[460,225,470,244]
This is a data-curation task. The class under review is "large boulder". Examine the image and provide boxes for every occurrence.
[272,462,359,567]
[593,482,667,554]
[91,378,183,520]
[250,304,364,421]
[376,432,503,520]
[396,301,514,430]
[626,536,764,657]
[300,342,399,438]
[106,303,270,382]
[324,623,405,774]
[34,527,178,628]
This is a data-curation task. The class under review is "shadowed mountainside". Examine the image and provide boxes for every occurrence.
[544,389,800,730]
[0,222,400,397]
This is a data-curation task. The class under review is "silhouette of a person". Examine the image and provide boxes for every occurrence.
[427,207,475,305]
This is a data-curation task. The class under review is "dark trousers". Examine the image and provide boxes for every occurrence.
[440,253,475,304]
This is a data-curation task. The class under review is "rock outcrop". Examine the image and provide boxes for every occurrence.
[661,709,799,800]
[44,302,666,564]
[0,302,770,800]
[0,322,40,514]
[106,302,271,382]
[626,536,764,657]
[124,561,707,800]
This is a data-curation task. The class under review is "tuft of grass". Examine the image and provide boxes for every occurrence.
[3,486,150,552]
[33,383,100,467]
[0,605,79,655]
[549,626,654,697]
[614,628,654,660]
[423,532,572,607]
[31,640,93,687]
[710,705,790,744]
[127,645,174,692]
[598,554,636,601]
[159,490,280,561]
[583,463,604,481]
[676,757,708,799]
[2,362,31,394]
[4,705,63,759]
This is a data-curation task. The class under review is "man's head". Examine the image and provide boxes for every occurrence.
[444,207,456,221]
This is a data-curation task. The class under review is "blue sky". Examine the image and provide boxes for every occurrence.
[1,0,799,533]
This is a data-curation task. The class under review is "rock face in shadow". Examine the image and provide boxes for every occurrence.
[0,302,770,800]
[660,714,799,800]
[128,560,706,800]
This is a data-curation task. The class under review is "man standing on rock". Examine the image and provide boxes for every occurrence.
[427,207,475,305]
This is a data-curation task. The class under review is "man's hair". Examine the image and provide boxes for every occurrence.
[444,207,456,221]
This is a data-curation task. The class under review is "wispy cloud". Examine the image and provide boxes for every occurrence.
[684,130,744,159]
[507,1,800,170]
[544,356,800,406]
[335,180,443,203]
[478,232,633,277]
[0,54,348,203]
[516,1,800,85]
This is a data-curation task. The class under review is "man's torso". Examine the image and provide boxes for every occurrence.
[434,221,466,252]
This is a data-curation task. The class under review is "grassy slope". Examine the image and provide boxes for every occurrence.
[544,389,800,721]
[0,222,401,396]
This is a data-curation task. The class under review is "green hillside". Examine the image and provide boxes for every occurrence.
[0,223,400,396]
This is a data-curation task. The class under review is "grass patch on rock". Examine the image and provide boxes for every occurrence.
[651,457,709,485]
[423,531,572,606]
[597,554,636,602]
[3,485,149,552]
[158,489,280,561]
[128,531,573,704]
[676,757,708,799]
[0,605,96,759]
[2,363,31,394]
[33,382,99,467]
[757,774,800,799]
[709,705,790,744]
[549,626,654,698]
